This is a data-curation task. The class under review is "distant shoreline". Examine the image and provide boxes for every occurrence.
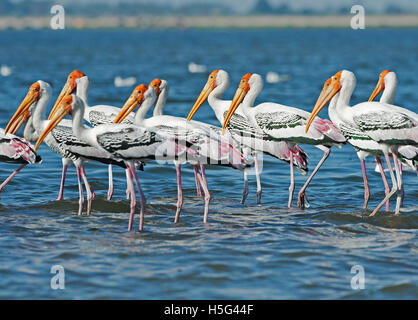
[1,15,418,30]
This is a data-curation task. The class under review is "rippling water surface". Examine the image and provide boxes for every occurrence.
[0,28,417,299]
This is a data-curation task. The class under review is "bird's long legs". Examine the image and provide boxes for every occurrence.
[125,168,136,231]
[56,163,68,201]
[174,165,183,223]
[393,152,403,215]
[129,164,146,231]
[107,164,114,201]
[75,166,84,216]
[288,152,295,208]
[360,159,370,209]
[376,156,390,212]
[80,166,95,216]
[194,164,210,223]
[254,154,262,206]
[193,165,202,197]
[241,168,249,204]
[370,152,398,216]
[297,147,331,209]
[0,163,27,199]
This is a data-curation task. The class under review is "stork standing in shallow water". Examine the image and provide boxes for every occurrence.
[222,73,346,209]
[113,78,250,223]
[5,81,125,215]
[368,70,418,176]
[306,70,418,216]
[187,70,309,207]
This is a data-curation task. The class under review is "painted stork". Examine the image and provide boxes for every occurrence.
[113,78,250,223]
[186,69,309,207]
[222,73,346,209]
[5,81,125,215]
[306,70,418,216]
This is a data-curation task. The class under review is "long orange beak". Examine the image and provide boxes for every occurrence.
[113,96,139,123]
[186,72,217,121]
[8,111,30,135]
[221,80,249,135]
[35,96,72,151]
[5,85,39,134]
[305,77,341,133]
[368,76,384,102]
[48,70,85,120]
[186,82,213,121]
[113,84,146,123]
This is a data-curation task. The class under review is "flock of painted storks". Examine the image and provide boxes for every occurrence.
[0,69,417,231]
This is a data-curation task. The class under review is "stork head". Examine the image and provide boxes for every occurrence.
[113,84,149,123]
[305,70,346,133]
[186,69,230,121]
[48,69,85,120]
[221,73,263,134]
[5,81,48,135]
[368,69,393,102]
[35,94,77,151]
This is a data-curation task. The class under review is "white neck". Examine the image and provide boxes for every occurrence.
[153,86,168,117]
[380,73,397,104]
[134,94,157,125]
[32,86,51,134]
[208,75,230,115]
[76,77,90,108]
[71,97,92,145]
[23,116,38,142]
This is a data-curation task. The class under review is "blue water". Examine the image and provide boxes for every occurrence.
[0,28,417,299]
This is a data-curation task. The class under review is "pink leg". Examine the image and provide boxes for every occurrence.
[107,164,114,201]
[360,159,370,209]
[254,154,262,206]
[174,165,183,223]
[370,153,398,216]
[129,165,145,231]
[196,164,210,223]
[392,152,403,215]
[376,157,390,212]
[241,169,249,204]
[193,165,202,197]
[288,152,295,208]
[0,163,27,199]
[56,163,67,201]
[80,166,95,216]
[297,147,331,209]
[125,168,136,231]
[76,166,84,216]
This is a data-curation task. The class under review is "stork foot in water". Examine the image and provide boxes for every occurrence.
[128,164,146,231]
[360,159,370,210]
[288,152,295,208]
[376,156,390,212]
[297,147,331,209]
[56,163,68,201]
[174,165,183,223]
[370,152,398,217]
[76,166,84,216]
[107,164,113,201]
[0,163,27,199]
[241,168,249,204]
[254,154,262,206]
[80,166,95,215]
[193,164,210,223]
